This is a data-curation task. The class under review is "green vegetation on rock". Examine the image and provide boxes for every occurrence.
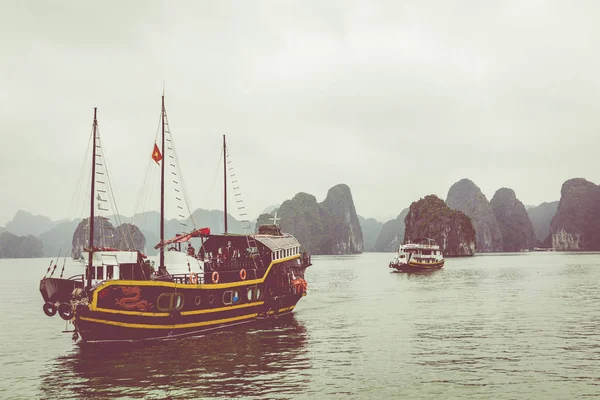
[490,188,536,252]
[404,195,475,256]
[550,178,600,250]
[257,184,363,255]
[0,232,43,258]
[446,178,503,252]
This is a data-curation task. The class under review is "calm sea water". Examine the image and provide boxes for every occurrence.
[1,252,599,399]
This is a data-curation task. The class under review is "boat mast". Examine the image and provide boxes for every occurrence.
[86,107,98,291]
[160,95,166,269]
[223,134,228,234]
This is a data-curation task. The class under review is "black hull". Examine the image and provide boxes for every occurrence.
[75,292,302,342]
[70,257,307,343]
[389,260,444,272]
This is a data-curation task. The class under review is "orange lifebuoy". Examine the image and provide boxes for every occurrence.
[189,272,198,284]
[212,271,219,284]
[240,269,247,280]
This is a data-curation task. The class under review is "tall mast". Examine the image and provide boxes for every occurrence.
[223,134,228,234]
[86,107,98,291]
[160,95,165,269]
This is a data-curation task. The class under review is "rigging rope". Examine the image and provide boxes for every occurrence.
[97,125,136,251]
[206,146,223,212]
[163,112,196,230]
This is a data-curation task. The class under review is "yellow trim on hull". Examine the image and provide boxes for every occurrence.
[79,312,259,330]
[89,255,300,312]
[91,301,265,317]
[407,260,444,267]
[267,306,295,314]
[79,305,296,330]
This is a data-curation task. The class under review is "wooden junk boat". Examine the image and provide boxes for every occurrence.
[388,238,444,272]
[39,98,311,343]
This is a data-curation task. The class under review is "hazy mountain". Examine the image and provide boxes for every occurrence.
[38,219,81,257]
[373,208,409,252]
[550,178,600,250]
[404,195,475,256]
[358,216,383,252]
[527,201,559,244]
[5,210,60,237]
[446,178,503,252]
[490,188,536,252]
[257,184,364,255]
[0,231,43,258]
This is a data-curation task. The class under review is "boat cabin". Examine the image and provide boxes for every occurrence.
[82,250,148,286]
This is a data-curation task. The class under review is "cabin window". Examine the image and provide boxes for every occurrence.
[223,291,233,305]
[157,293,185,311]
[247,288,254,301]
[96,266,104,280]
[106,265,114,280]
[157,294,172,311]
[233,290,240,304]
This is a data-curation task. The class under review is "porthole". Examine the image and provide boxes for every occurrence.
[209,294,216,305]
[195,296,202,306]
[256,287,262,300]
[222,291,233,305]
[157,293,184,311]
[157,294,172,311]
[233,291,240,304]
[247,288,254,301]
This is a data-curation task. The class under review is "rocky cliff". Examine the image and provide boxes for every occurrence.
[257,184,364,255]
[373,208,409,252]
[71,217,116,258]
[358,216,383,252]
[114,224,146,253]
[490,188,536,252]
[0,232,43,258]
[550,178,600,250]
[446,178,503,252]
[527,201,559,244]
[404,195,475,256]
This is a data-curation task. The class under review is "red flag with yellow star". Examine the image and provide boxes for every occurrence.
[152,143,162,165]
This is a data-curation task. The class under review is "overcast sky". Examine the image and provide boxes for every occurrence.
[1,1,599,226]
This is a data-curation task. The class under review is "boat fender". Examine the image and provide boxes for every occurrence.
[58,303,73,320]
[43,302,57,317]
[190,272,198,284]
[212,271,219,284]
[239,269,247,281]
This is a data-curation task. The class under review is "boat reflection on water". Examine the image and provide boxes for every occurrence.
[39,317,310,399]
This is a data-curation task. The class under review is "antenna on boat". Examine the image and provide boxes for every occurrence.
[86,107,98,291]
[223,134,228,234]
[269,212,281,226]
[160,94,166,269]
